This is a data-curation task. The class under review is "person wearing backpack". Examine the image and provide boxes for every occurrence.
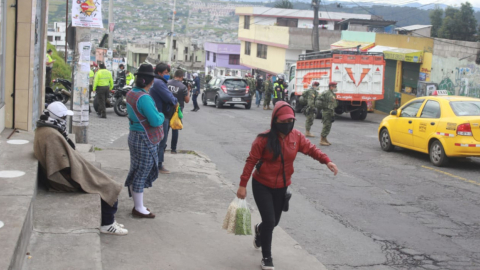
[302,81,320,138]
[236,101,338,270]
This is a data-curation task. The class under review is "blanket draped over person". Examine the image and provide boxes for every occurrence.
[34,125,122,206]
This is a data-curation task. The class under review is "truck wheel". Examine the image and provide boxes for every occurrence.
[350,102,368,120]
[290,96,302,113]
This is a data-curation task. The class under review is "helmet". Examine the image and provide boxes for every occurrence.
[312,81,320,87]
[329,81,338,87]
[277,74,285,81]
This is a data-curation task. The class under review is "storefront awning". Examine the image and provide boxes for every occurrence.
[330,40,375,52]
[369,46,423,63]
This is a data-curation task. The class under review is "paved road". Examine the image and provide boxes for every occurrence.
[88,102,480,270]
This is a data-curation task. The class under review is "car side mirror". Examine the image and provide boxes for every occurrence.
[390,110,398,116]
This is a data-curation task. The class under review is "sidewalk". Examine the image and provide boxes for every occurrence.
[96,149,328,270]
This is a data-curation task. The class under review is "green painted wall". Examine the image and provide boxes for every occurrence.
[341,31,376,43]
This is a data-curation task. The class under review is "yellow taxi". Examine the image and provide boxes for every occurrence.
[378,92,480,166]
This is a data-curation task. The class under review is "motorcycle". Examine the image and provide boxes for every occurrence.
[93,78,132,116]
[44,87,65,108]
[52,78,72,104]
[113,80,134,117]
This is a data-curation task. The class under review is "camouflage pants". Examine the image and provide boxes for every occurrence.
[264,93,271,106]
[305,107,315,131]
[321,110,334,137]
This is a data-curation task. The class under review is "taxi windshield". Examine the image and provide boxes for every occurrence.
[450,101,480,116]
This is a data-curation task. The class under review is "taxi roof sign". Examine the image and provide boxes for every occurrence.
[432,90,449,96]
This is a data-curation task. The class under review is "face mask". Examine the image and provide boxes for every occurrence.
[164,75,170,80]
[275,121,295,136]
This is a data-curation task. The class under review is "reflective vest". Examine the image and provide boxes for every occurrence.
[46,54,54,68]
[273,82,284,99]
[126,73,134,85]
[93,69,114,91]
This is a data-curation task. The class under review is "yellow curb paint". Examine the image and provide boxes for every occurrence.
[421,165,480,187]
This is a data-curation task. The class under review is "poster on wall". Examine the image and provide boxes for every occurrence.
[72,0,103,28]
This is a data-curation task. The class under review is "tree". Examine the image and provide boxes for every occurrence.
[274,0,293,9]
[437,2,477,41]
[47,42,71,80]
[429,7,443,38]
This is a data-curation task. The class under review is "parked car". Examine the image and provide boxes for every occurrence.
[202,76,252,109]
[378,91,480,167]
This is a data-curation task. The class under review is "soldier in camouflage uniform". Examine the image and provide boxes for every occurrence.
[246,73,256,97]
[319,81,338,146]
[303,81,320,138]
[263,74,273,110]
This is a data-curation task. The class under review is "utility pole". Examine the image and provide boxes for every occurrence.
[108,0,114,50]
[168,0,177,66]
[312,0,320,52]
[71,28,92,143]
[65,0,69,62]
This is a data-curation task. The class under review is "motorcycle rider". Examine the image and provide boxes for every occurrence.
[303,81,320,138]
[263,75,273,110]
[126,70,134,86]
[272,74,286,106]
[93,63,114,118]
[319,82,338,146]
[116,64,126,88]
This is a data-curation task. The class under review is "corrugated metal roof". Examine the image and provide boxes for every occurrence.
[395,25,432,31]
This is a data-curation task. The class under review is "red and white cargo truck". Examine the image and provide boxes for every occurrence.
[286,51,386,120]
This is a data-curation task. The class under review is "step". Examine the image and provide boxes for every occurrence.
[22,189,102,270]
[0,130,38,270]
[76,143,94,153]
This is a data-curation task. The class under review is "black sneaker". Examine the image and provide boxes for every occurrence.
[253,223,261,249]
[261,257,274,270]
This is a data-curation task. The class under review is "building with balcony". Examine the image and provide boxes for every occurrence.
[204,42,249,77]
[47,22,67,52]
[235,7,394,76]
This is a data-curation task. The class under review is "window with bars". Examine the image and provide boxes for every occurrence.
[244,16,250,29]
[245,42,251,55]
[229,55,240,65]
[257,44,267,59]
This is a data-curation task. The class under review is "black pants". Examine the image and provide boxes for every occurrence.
[96,86,110,117]
[192,93,199,109]
[252,179,287,258]
[101,199,118,226]
[45,67,52,88]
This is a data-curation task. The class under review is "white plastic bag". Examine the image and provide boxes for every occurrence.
[235,199,252,236]
[222,197,239,234]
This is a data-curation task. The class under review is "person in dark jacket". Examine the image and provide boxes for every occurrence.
[191,73,201,112]
[149,63,178,174]
[116,64,126,88]
[237,101,338,270]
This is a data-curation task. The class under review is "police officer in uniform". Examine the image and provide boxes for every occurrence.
[303,81,320,138]
[263,74,273,110]
[272,74,286,105]
[116,64,126,88]
[45,49,55,88]
[126,70,134,85]
[93,64,114,118]
[319,81,338,146]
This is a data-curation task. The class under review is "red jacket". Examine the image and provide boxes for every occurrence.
[240,129,332,189]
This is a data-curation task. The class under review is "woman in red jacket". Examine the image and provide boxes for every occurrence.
[237,101,338,270]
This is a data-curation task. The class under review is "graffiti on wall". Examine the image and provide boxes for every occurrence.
[438,64,480,98]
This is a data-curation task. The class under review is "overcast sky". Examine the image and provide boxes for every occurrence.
[348,0,480,8]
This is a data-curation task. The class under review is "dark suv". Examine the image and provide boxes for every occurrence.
[202,76,252,109]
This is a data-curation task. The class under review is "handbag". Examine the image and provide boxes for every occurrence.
[279,151,292,212]
[170,105,183,130]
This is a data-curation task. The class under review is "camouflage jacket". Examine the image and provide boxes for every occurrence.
[302,87,318,109]
[319,90,337,111]
[264,80,273,94]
